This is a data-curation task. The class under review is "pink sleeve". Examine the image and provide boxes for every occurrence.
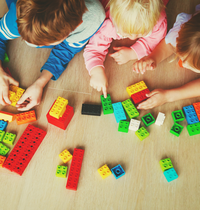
[131,10,167,60]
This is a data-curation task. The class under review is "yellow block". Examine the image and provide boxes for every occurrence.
[126,80,147,96]
[9,85,25,107]
[59,149,72,163]
[98,164,112,179]
[0,111,15,122]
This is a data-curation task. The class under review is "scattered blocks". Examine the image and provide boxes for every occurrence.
[129,119,140,131]
[183,105,199,125]
[118,121,130,133]
[111,164,125,179]
[0,131,5,142]
[56,165,68,178]
[135,127,149,141]
[193,102,200,121]
[16,110,36,125]
[163,168,178,182]
[155,112,165,126]
[126,81,147,96]
[170,123,184,137]
[141,113,155,126]
[0,155,6,167]
[187,122,200,136]
[9,84,25,107]
[0,143,10,156]
[81,104,101,116]
[98,164,112,179]
[100,94,113,115]
[0,120,8,131]
[159,158,173,172]
[122,99,139,119]
[112,102,126,123]
[59,149,72,163]
[131,88,150,104]
[0,111,15,122]
[3,132,16,145]
[171,110,185,122]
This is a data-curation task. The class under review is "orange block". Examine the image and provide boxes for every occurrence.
[16,110,36,125]
[0,155,6,167]
[0,111,15,122]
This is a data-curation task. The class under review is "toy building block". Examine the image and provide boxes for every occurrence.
[81,104,101,116]
[3,124,46,175]
[193,102,200,121]
[183,105,199,125]
[66,148,84,190]
[122,99,139,119]
[118,120,130,133]
[0,111,15,122]
[159,158,173,172]
[16,110,36,125]
[112,102,126,123]
[135,127,149,141]
[0,120,8,131]
[4,53,9,63]
[170,123,184,137]
[0,155,6,167]
[56,165,68,178]
[59,149,72,163]
[3,132,16,145]
[0,131,5,142]
[49,96,68,119]
[155,112,165,126]
[111,164,125,179]
[126,81,147,96]
[129,119,140,131]
[141,113,155,126]
[100,94,113,115]
[187,122,200,136]
[131,88,150,104]
[171,110,185,122]
[0,143,10,156]
[9,84,25,107]
[163,168,178,182]
[98,164,112,179]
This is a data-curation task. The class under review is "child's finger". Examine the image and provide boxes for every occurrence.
[109,52,119,58]
[9,77,19,87]
[146,89,159,97]
[2,86,11,104]
[17,91,29,104]
[17,101,35,111]
[102,86,107,98]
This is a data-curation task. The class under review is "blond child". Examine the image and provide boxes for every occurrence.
[133,5,200,110]
[83,0,169,97]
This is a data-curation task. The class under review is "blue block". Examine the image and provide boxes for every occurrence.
[111,164,125,179]
[183,105,199,125]
[0,120,8,131]
[112,102,126,123]
[163,168,178,182]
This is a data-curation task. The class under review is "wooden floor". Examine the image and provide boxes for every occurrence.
[0,1,200,210]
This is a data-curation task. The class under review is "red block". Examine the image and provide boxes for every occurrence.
[131,88,150,104]
[66,148,84,191]
[46,102,74,130]
[193,102,200,121]
[3,124,46,175]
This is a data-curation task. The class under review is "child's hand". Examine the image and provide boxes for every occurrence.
[90,66,108,98]
[133,56,156,74]
[109,47,137,65]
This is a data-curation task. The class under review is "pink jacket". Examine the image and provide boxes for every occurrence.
[84,0,169,74]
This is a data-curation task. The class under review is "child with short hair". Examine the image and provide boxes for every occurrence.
[0,0,105,110]
[133,5,200,110]
[83,0,169,97]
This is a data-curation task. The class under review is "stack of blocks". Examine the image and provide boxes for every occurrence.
[170,110,185,137]
[8,85,25,107]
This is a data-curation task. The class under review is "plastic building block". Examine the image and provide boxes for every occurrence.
[159,158,173,172]
[111,164,125,179]
[59,149,72,163]
[4,53,9,63]
[193,102,200,121]
[118,120,130,133]
[131,88,150,104]
[178,59,183,68]
[122,99,139,119]
[171,110,185,122]
[3,132,16,145]
[0,155,6,167]
[56,165,68,178]
[81,104,101,116]
[141,113,155,126]
[170,123,184,137]
[49,96,68,119]
[0,111,15,122]
[98,164,112,179]
[187,122,200,136]
[0,120,8,131]
[100,94,113,115]
[16,110,36,125]
[112,102,126,123]
[129,119,140,131]
[126,81,147,96]
[155,112,165,126]
[183,105,199,125]
[0,131,5,142]
[66,148,84,190]
[9,84,25,107]
[135,127,149,141]
[163,168,178,182]
[3,124,46,175]
[0,143,10,156]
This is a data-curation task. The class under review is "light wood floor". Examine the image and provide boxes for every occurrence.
[0,1,200,210]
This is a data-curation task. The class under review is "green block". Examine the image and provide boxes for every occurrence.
[141,113,155,126]
[56,165,68,178]
[135,127,149,141]
[170,123,184,137]
[187,122,200,136]
[118,120,130,133]
[172,110,185,122]
[3,132,16,145]
[0,130,5,142]
[100,94,113,115]
[4,53,9,63]
[0,143,10,156]
[159,158,173,172]
[122,99,139,119]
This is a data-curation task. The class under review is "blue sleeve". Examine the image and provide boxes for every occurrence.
[6,0,17,8]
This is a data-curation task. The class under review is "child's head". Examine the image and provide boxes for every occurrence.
[16,0,87,46]
[176,13,200,73]
[108,0,164,39]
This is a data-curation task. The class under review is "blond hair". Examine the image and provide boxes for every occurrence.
[108,0,164,35]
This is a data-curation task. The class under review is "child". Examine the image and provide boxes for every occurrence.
[0,0,105,110]
[133,5,200,110]
[83,0,169,97]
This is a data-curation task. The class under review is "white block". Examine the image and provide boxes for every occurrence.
[155,112,165,126]
[129,119,140,131]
